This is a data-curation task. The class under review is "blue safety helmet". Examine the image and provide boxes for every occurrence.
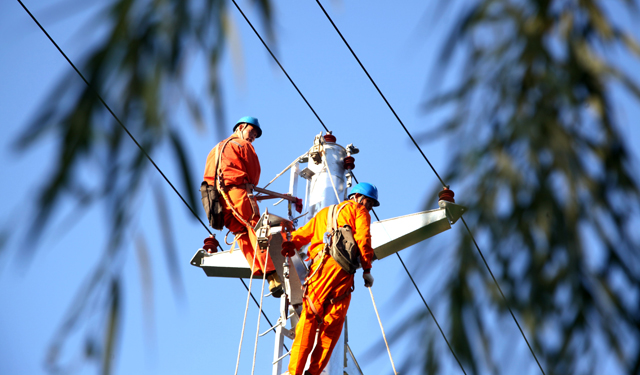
[348,182,380,207]
[233,116,262,138]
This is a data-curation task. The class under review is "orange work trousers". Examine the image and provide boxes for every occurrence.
[288,256,353,375]
[222,187,275,276]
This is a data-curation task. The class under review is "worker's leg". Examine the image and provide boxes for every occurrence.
[288,304,320,375]
[223,188,275,275]
[305,295,351,375]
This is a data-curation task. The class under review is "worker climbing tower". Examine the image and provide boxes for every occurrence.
[191,132,466,375]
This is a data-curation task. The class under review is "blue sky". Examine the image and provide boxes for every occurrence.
[1,1,639,375]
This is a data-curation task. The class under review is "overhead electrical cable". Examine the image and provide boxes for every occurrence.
[17,0,209,234]
[230,0,329,134]
[352,173,468,375]
[230,1,465,373]
[314,2,547,375]
[314,1,445,187]
[16,0,282,343]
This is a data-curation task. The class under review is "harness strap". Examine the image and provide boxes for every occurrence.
[305,295,324,324]
[216,137,257,232]
[326,201,352,234]
[245,183,260,217]
[328,286,353,305]
[302,202,355,325]
[303,248,329,288]
[303,284,353,325]
[213,138,233,190]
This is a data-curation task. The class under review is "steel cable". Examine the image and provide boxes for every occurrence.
[16,0,281,347]
[16,0,211,235]
[314,0,446,187]
[315,2,546,374]
[230,0,330,134]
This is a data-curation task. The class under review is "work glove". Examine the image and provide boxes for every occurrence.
[363,269,374,288]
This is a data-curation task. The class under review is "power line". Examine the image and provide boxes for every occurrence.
[314,0,446,188]
[16,0,210,235]
[230,0,330,134]
[352,173,468,375]
[16,0,279,341]
[314,2,547,375]
[231,1,467,372]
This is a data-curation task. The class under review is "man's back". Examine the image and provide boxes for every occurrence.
[292,200,374,272]
[203,135,260,187]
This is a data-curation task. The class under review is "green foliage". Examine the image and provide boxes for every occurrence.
[13,0,273,374]
[410,1,640,374]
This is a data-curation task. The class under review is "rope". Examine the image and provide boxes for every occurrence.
[353,172,468,374]
[226,0,468,369]
[316,4,547,374]
[235,252,259,375]
[251,258,269,375]
[368,287,398,375]
[239,279,289,353]
[21,0,542,371]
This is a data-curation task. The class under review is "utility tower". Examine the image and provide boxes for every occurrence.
[191,132,466,375]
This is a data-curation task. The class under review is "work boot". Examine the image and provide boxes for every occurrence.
[267,272,283,298]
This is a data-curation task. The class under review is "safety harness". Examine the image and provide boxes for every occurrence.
[199,138,230,230]
[325,202,361,274]
[201,137,262,272]
[302,201,359,324]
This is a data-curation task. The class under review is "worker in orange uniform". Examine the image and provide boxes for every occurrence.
[287,182,379,375]
[203,116,282,297]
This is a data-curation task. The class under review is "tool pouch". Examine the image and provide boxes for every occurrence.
[326,203,360,274]
[201,181,224,230]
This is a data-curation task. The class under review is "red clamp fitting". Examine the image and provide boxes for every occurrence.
[281,241,296,257]
[344,156,355,170]
[203,235,220,253]
[295,198,303,213]
[438,187,455,203]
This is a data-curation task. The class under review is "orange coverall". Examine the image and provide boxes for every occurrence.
[203,134,275,276]
[288,200,374,375]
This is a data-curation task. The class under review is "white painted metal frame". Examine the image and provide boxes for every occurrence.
[189,133,466,375]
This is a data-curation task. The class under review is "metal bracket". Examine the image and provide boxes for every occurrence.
[190,248,207,267]
[255,210,272,250]
[345,143,359,156]
[309,133,324,164]
[438,200,467,225]
[299,167,315,180]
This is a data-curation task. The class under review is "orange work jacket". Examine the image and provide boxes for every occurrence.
[203,135,260,187]
[292,200,374,273]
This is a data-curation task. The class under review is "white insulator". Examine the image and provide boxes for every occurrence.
[304,142,347,222]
